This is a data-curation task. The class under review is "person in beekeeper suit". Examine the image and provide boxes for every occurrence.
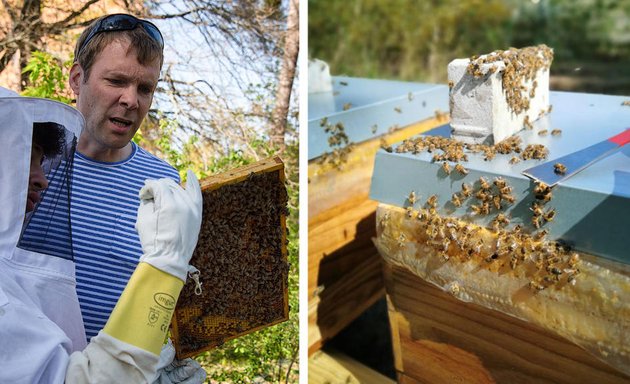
[0,88,206,383]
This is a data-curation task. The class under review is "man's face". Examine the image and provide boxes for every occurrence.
[27,144,48,213]
[70,38,161,156]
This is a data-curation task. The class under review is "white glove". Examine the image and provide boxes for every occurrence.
[153,339,207,384]
[136,170,203,281]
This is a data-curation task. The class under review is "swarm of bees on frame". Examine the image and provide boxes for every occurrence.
[173,170,289,357]
[318,117,355,169]
[466,45,553,116]
[393,176,581,293]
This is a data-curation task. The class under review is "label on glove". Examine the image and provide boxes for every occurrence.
[104,263,184,355]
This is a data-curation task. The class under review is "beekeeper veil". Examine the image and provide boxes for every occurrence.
[0,89,88,351]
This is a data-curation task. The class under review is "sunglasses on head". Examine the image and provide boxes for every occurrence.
[77,14,164,56]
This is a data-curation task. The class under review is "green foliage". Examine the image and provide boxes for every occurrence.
[309,0,512,82]
[309,0,630,85]
[21,51,72,103]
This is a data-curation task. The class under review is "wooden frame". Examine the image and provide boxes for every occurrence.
[171,156,289,359]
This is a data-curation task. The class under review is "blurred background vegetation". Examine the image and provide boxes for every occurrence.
[309,0,630,95]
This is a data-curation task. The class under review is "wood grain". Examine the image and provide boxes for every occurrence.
[308,117,447,356]
[383,262,630,383]
[309,349,396,384]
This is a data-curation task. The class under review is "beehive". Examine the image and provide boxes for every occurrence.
[171,156,289,359]
[369,90,630,382]
[308,75,450,355]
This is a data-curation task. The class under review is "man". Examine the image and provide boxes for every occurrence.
[26,13,206,382]
[0,93,203,382]
[68,14,180,339]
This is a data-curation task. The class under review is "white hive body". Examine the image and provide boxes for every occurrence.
[448,45,553,145]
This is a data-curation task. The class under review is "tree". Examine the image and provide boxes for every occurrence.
[270,0,298,152]
[0,0,298,159]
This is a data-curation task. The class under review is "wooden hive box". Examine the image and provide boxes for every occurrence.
[171,156,290,359]
[308,76,450,355]
[369,90,630,382]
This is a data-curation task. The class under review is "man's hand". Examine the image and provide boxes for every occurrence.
[136,170,202,281]
[154,340,207,384]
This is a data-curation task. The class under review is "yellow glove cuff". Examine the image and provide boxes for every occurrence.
[103,262,183,355]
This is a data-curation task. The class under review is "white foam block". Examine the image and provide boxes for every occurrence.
[308,59,333,94]
[448,57,550,144]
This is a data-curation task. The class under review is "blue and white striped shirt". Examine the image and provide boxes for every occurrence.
[26,142,179,340]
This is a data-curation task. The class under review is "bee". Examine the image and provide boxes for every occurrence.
[406,207,414,218]
[342,102,352,111]
[532,229,548,241]
[479,177,490,190]
[426,194,438,208]
[435,110,448,121]
[461,183,473,198]
[565,268,580,285]
[493,195,502,210]
[543,208,556,222]
[472,239,484,254]
[442,161,451,175]
[554,163,567,175]
[480,202,490,215]
[493,177,507,189]
[530,202,544,217]
[502,193,516,204]
[529,280,546,291]
[448,80,454,89]
[440,238,451,252]
[534,181,553,202]
[319,117,328,127]
[483,149,496,161]
[547,266,563,277]
[451,193,462,207]
[509,156,521,164]
[471,204,482,215]
[531,215,542,229]
[485,253,499,263]
[499,185,513,195]
[475,189,489,201]
[551,129,562,136]
[397,233,407,248]
[568,253,580,268]
[416,208,429,222]
[394,107,402,114]
[454,163,468,175]
[340,81,349,86]
[495,213,510,226]
[407,190,418,205]
[371,124,378,134]
[538,129,548,136]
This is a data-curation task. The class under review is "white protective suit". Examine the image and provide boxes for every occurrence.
[0,91,204,383]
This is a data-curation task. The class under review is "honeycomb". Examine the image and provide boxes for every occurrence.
[171,157,290,359]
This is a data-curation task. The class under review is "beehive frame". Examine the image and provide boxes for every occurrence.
[171,156,290,359]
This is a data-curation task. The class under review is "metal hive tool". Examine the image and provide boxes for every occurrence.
[170,156,290,359]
